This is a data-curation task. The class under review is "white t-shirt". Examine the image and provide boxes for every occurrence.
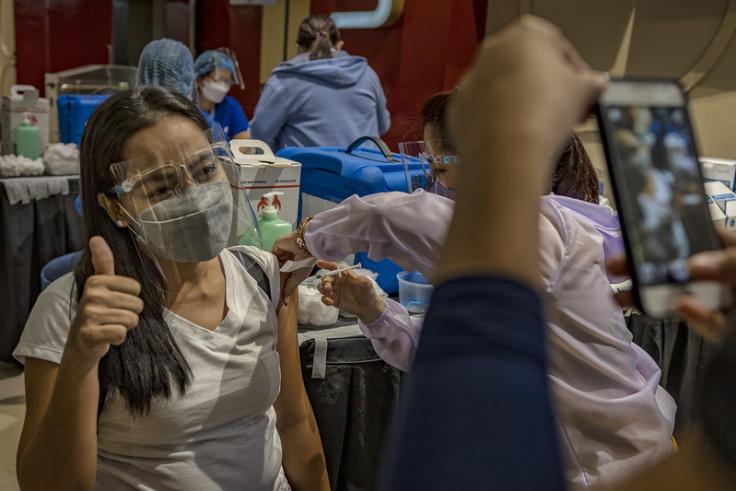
[14,246,291,491]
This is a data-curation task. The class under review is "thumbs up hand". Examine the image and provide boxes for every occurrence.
[65,236,143,369]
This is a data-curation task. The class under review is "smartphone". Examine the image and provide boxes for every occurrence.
[596,78,727,318]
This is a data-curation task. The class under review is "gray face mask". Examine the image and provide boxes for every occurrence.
[136,181,233,263]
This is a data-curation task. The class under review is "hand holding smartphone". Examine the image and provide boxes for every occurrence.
[596,78,730,317]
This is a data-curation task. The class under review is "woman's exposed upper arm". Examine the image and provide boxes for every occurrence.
[17,358,60,464]
[273,298,309,428]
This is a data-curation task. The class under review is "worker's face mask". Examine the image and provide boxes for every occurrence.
[202,80,230,104]
[109,126,262,265]
[429,179,456,200]
[420,147,458,200]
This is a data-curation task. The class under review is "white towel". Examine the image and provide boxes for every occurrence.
[2,176,71,205]
[0,154,44,178]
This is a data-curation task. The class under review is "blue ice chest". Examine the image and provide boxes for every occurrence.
[277,137,427,294]
[57,94,110,146]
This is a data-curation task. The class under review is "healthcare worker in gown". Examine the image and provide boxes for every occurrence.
[274,91,677,488]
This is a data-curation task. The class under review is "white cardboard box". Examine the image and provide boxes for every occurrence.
[704,181,736,214]
[724,200,736,230]
[701,157,736,190]
[704,181,736,229]
[230,139,301,230]
[707,196,727,229]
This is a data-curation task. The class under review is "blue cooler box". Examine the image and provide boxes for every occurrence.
[277,136,427,294]
[57,94,110,146]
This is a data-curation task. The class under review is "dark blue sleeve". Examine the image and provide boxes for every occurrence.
[380,277,565,491]
[226,96,249,135]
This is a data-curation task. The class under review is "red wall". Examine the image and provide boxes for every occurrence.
[14,0,112,95]
[310,0,487,146]
[198,0,487,147]
[15,0,487,149]
[196,1,262,117]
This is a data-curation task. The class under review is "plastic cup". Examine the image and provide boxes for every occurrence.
[397,271,433,313]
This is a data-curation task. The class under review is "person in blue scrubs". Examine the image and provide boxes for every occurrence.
[194,49,251,140]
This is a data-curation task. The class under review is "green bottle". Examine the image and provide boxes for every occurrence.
[15,113,41,160]
[237,225,262,248]
[257,192,292,252]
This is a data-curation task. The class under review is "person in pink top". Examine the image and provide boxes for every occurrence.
[274,92,676,488]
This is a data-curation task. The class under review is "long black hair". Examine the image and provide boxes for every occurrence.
[76,87,208,416]
[297,15,341,61]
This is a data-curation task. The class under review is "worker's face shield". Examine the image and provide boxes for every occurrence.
[206,69,234,87]
[399,140,459,199]
[109,125,261,267]
[214,47,244,90]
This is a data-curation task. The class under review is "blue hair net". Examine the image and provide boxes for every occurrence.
[194,50,236,79]
[137,39,195,100]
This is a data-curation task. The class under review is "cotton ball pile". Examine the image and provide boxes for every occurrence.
[43,143,80,175]
[298,279,339,326]
[0,154,44,177]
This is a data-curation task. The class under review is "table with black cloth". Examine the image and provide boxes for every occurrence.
[626,312,719,432]
[298,313,719,490]
[0,175,83,363]
[299,320,401,491]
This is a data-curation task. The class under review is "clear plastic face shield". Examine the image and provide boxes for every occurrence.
[197,49,245,105]
[399,140,459,199]
[108,124,261,268]
[208,48,244,90]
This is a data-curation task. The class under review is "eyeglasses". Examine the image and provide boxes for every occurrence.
[418,151,458,180]
[417,152,458,192]
[109,146,230,201]
[419,152,459,166]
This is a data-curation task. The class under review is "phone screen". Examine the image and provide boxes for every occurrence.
[599,81,718,286]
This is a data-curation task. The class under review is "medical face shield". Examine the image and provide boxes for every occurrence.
[198,48,244,90]
[399,140,459,198]
[109,125,261,267]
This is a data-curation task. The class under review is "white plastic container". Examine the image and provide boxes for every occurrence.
[397,271,433,314]
[1,85,50,156]
[230,139,301,230]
